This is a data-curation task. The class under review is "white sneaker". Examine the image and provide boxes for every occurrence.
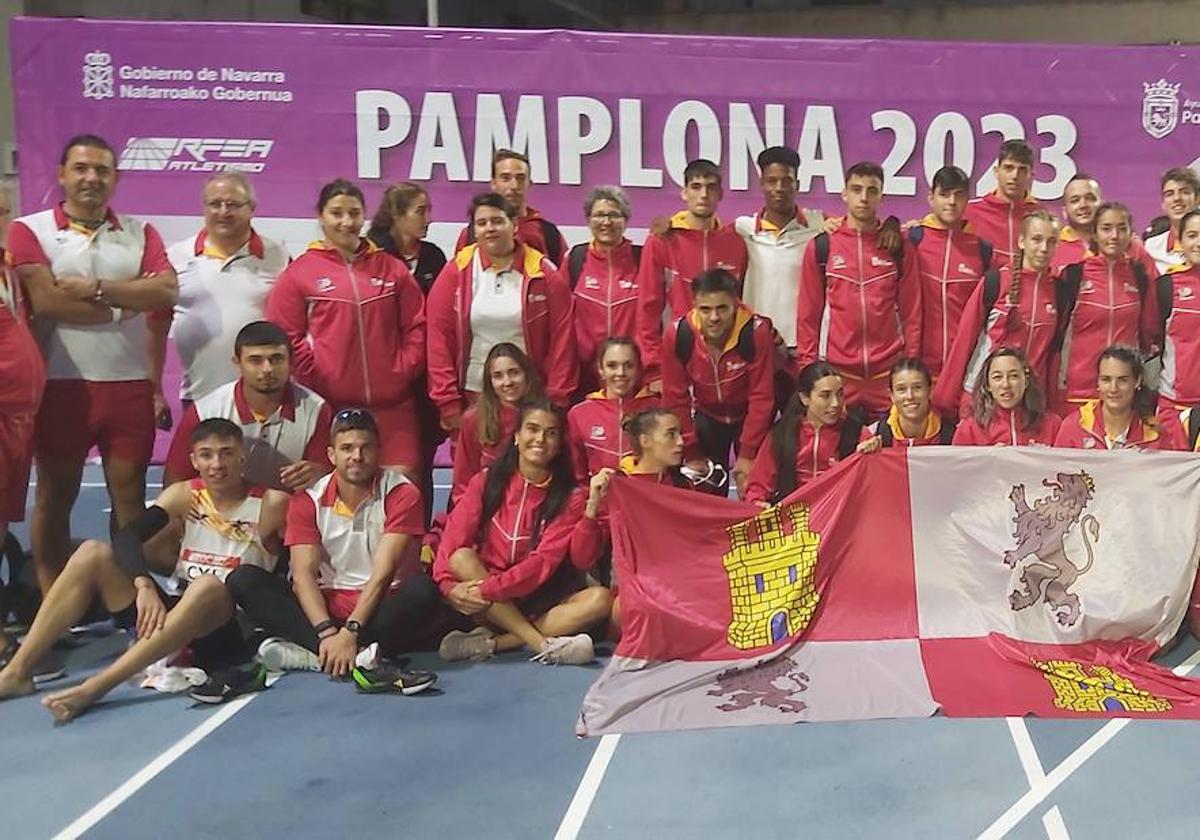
[257,637,320,672]
[438,627,496,662]
[531,634,595,666]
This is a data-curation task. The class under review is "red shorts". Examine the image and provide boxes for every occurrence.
[359,399,421,469]
[35,379,155,464]
[322,588,362,624]
[0,411,37,523]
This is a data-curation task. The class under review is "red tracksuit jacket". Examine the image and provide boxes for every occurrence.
[795,221,921,378]
[1154,266,1200,406]
[433,470,585,602]
[425,243,576,424]
[265,240,425,408]
[450,402,518,506]
[566,387,659,482]
[951,406,1061,446]
[572,239,640,376]
[661,306,775,458]
[0,260,44,414]
[743,417,873,504]
[1054,252,1158,403]
[1054,400,1180,450]
[636,213,748,377]
[963,192,1040,269]
[932,265,1060,417]
[875,407,955,447]
[911,217,990,376]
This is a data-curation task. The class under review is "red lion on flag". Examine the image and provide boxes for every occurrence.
[1003,472,1101,627]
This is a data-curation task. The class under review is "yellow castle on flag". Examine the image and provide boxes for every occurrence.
[723,503,820,650]
[1032,658,1173,714]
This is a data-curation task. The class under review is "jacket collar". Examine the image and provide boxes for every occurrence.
[233,379,297,422]
[194,228,266,259]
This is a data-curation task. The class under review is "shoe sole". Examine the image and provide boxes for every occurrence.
[32,668,67,685]
[188,692,229,705]
[352,670,437,696]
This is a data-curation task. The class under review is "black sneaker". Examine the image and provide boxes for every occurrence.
[189,663,268,705]
[351,662,437,696]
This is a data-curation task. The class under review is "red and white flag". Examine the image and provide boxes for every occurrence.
[577,449,1200,735]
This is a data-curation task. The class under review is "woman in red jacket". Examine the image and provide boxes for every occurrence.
[569,187,641,395]
[433,399,611,665]
[266,179,426,474]
[567,337,658,483]
[1154,209,1200,427]
[1055,345,1181,450]
[876,358,957,446]
[426,193,576,435]
[952,347,1061,445]
[744,361,878,505]
[451,342,543,505]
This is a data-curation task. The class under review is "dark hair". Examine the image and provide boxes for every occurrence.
[59,134,114,166]
[1097,345,1156,421]
[889,357,932,389]
[683,159,722,185]
[477,343,543,448]
[1089,202,1133,254]
[621,408,678,458]
[757,146,800,173]
[596,336,641,370]
[190,417,243,447]
[971,347,1046,429]
[330,408,379,441]
[1180,208,1200,241]
[930,165,970,193]
[478,399,574,549]
[1161,167,1200,193]
[492,148,530,177]
[845,161,884,183]
[997,139,1035,166]
[770,362,842,499]
[469,191,516,222]
[234,320,291,358]
[366,181,429,248]
[692,267,740,298]
[316,178,365,213]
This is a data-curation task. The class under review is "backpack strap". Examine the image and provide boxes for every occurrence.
[674,317,694,367]
[1052,264,1083,354]
[631,243,643,268]
[906,226,925,248]
[567,243,588,291]
[837,408,867,459]
[1131,260,1149,297]
[734,316,758,363]
[982,268,1003,312]
[978,239,994,274]
[814,232,831,285]
[1157,273,1174,339]
[1187,409,1200,452]
[877,421,895,448]
[938,416,959,445]
[539,219,565,265]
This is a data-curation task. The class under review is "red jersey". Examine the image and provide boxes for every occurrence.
[566,387,659,482]
[951,406,1061,446]
[909,217,990,376]
[450,402,518,506]
[1054,400,1180,451]
[743,417,872,504]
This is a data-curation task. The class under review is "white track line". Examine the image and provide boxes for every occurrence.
[978,645,1200,839]
[1041,807,1071,839]
[1005,717,1046,785]
[553,734,621,840]
[50,692,260,840]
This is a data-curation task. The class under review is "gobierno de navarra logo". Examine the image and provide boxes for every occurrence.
[80,48,293,104]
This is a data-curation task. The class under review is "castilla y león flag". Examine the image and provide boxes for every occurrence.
[577,449,1200,735]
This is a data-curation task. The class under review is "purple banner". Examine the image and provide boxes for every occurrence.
[9,17,1200,228]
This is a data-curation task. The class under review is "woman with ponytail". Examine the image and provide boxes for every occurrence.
[743,362,878,506]
[932,211,1063,419]
[952,347,1061,445]
[433,399,611,665]
[1055,345,1181,450]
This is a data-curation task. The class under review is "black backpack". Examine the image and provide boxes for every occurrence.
[674,315,758,366]
[906,226,994,275]
[566,242,643,290]
[1055,260,1151,352]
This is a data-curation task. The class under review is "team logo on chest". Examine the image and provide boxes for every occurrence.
[1180,287,1195,301]
[584,277,600,290]
[315,277,336,293]
[590,425,606,440]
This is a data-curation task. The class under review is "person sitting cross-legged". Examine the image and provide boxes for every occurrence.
[0,418,288,721]
[226,409,439,695]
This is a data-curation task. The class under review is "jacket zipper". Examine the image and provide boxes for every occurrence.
[858,230,868,378]
[1010,411,1017,446]
[941,229,954,366]
[606,250,614,336]
[811,426,820,481]
[1025,270,1042,358]
[1106,261,1115,345]
[510,480,530,566]
[346,257,373,404]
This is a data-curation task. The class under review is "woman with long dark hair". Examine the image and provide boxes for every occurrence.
[450,342,543,505]
[1055,345,1181,450]
[743,361,877,505]
[1153,208,1200,429]
[433,400,610,665]
[876,358,956,446]
[952,347,1061,445]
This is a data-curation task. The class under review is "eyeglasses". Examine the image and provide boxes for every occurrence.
[205,199,251,211]
[589,212,625,222]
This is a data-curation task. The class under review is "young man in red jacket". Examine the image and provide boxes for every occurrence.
[637,159,748,382]
[963,138,1041,268]
[662,268,775,498]
[453,149,567,266]
[1052,173,1102,272]
[909,166,993,379]
[796,161,920,417]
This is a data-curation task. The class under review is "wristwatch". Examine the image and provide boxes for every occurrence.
[344,619,362,636]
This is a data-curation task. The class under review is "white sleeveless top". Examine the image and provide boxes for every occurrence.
[173,479,275,590]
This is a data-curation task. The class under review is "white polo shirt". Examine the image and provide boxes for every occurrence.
[7,204,171,381]
[467,248,525,392]
[165,229,289,400]
[1145,229,1187,277]
[285,469,424,590]
[735,208,825,348]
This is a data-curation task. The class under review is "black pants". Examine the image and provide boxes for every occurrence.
[225,565,440,657]
[694,412,741,494]
[111,589,249,672]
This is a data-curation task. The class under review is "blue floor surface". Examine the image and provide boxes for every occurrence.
[6,466,1200,838]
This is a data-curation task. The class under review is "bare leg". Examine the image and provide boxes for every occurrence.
[0,540,136,699]
[30,456,85,594]
[102,456,148,532]
[447,548,548,653]
[43,576,235,723]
